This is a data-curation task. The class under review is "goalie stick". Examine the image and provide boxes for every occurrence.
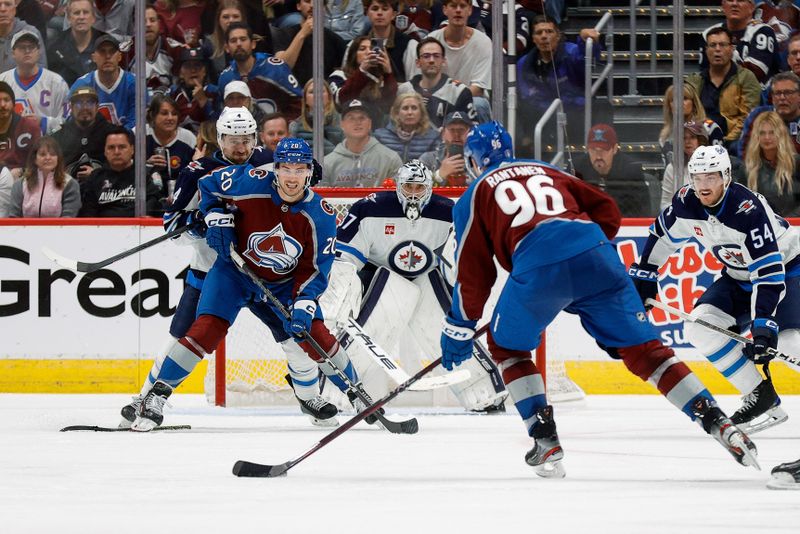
[229,246,419,435]
[42,222,196,273]
[337,315,472,391]
[645,298,800,367]
[60,425,191,432]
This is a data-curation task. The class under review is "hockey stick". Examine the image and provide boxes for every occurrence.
[60,425,191,432]
[337,315,472,391]
[42,222,196,273]
[645,298,800,367]
[229,246,419,435]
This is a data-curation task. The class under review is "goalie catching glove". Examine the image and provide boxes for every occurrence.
[628,262,659,309]
[441,315,476,371]
[204,209,236,260]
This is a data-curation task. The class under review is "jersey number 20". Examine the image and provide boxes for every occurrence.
[494,176,566,228]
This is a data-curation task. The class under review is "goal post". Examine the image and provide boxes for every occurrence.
[205,187,584,407]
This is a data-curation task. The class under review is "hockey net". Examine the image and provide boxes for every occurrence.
[204,187,585,407]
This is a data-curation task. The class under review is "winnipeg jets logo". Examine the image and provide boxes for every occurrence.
[243,223,303,274]
[712,244,746,269]
[389,240,432,276]
[736,199,756,215]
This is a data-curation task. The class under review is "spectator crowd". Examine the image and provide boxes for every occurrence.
[1,0,800,221]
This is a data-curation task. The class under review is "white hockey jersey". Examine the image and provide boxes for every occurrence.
[640,182,800,319]
[336,191,454,279]
[0,68,70,134]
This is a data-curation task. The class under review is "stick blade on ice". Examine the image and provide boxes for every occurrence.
[232,460,290,478]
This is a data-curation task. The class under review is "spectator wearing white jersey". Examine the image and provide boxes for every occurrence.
[0,0,46,73]
[0,30,70,135]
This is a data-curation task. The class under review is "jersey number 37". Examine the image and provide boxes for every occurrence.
[494,176,566,228]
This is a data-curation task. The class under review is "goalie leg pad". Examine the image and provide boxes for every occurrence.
[684,304,762,395]
[489,334,546,436]
[618,340,714,419]
[357,266,421,354]
[778,329,800,372]
[448,344,508,411]
[282,340,321,401]
[318,260,363,330]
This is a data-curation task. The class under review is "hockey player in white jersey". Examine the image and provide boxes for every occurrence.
[320,160,508,412]
[630,145,800,434]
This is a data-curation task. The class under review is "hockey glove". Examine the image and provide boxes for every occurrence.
[286,299,317,338]
[743,318,779,364]
[185,210,207,239]
[204,209,236,261]
[440,315,476,371]
[628,262,659,309]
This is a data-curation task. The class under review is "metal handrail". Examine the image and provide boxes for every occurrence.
[534,98,565,165]
[584,11,614,142]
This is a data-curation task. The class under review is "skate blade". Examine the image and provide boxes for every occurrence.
[309,416,339,428]
[766,472,800,490]
[737,407,788,435]
[534,459,566,479]
[729,433,761,471]
[130,418,160,432]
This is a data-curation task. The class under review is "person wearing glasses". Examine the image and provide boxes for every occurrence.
[738,71,800,158]
[701,0,780,85]
[687,26,761,149]
[396,37,475,128]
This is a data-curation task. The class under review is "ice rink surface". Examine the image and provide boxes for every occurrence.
[2,394,800,534]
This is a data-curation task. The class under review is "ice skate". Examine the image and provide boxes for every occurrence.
[767,459,800,490]
[471,392,508,414]
[525,405,565,478]
[692,397,759,470]
[347,389,384,427]
[730,375,788,434]
[284,375,339,427]
[131,381,173,432]
[118,394,143,429]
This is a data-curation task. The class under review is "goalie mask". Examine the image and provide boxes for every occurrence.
[396,160,433,220]
[216,106,258,164]
[464,121,513,181]
[687,145,732,207]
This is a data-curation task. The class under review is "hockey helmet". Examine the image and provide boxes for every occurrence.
[687,145,732,204]
[395,159,433,220]
[463,121,513,180]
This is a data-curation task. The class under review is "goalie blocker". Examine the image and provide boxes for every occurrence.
[320,262,507,411]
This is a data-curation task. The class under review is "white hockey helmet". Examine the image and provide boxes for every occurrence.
[396,159,433,220]
[216,106,257,153]
[687,145,732,203]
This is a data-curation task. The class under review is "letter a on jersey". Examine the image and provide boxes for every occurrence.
[243,223,303,274]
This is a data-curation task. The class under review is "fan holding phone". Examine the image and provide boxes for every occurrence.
[419,110,473,186]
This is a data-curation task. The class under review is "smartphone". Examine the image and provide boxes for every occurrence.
[370,37,386,54]
[447,143,464,157]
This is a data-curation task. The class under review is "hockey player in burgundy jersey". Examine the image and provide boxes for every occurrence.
[118,107,272,428]
[439,121,759,477]
[130,136,360,431]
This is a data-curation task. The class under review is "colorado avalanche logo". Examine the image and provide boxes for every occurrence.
[389,240,432,276]
[712,244,747,269]
[243,223,303,274]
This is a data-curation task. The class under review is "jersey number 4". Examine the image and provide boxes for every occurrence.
[494,176,566,228]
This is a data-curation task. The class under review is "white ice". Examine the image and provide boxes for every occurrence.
[2,394,799,534]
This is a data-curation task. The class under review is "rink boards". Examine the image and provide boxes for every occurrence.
[2,218,800,394]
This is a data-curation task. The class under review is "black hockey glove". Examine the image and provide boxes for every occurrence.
[627,262,659,309]
[742,318,779,364]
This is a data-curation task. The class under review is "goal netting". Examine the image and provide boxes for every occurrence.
[204,188,585,407]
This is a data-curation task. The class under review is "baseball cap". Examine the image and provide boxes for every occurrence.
[587,123,618,150]
[70,85,99,102]
[443,111,472,127]
[93,34,121,52]
[683,120,709,140]
[11,30,39,49]
[341,99,369,118]
[223,80,251,99]
[0,81,13,101]
[178,47,207,64]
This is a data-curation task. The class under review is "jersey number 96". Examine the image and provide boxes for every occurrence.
[494,176,566,228]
